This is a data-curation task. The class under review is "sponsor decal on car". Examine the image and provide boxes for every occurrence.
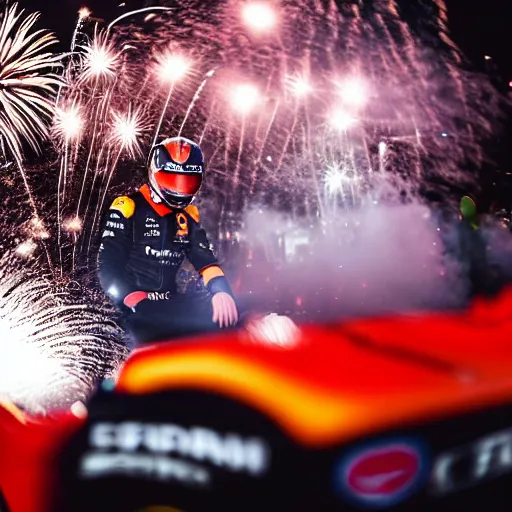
[79,421,271,487]
[334,438,430,509]
[431,427,512,495]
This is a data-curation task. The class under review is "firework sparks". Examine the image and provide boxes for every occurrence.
[26,217,50,240]
[324,164,357,196]
[0,3,63,164]
[63,216,83,234]
[287,75,313,98]
[78,6,91,20]
[79,33,121,83]
[231,84,261,114]
[0,260,127,413]
[241,2,278,33]
[110,107,145,158]
[152,51,192,146]
[336,76,369,109]
[156,52,192,84]
[0,3,64,236]
[53,105,84,142]
[15,239,37,258]
[107,6,173,31]
[330,109,358,131]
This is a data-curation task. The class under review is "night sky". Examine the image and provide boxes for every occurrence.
[25,0,512,81]
[22,0,512,208]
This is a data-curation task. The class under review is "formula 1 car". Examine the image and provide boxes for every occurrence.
[2,289,512,512]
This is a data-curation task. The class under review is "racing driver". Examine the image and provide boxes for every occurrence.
[97,136,239,343]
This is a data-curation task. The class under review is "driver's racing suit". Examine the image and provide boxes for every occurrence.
[98,184,235,343]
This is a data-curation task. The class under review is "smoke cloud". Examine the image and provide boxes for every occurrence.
[229,197,512,322]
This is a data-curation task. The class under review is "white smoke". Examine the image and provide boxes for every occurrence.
[234,199,473,321]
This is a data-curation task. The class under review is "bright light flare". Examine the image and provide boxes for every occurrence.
[27,217,50,240]
[0,266,126,414]
[53,105,83,141]
[324,164,355,195]
[245,314,300,349]
[336,76,369,108]
[78,7,91,20]
[330,109,357,131]
[230,84,261,114]
[0,329,74,411]
[110,107,145,158]
[15,239,37,258]
[242,2,278,33]
[287,75,313,98]
[79,34,120,82]
[63,216,83,233]
[157,52,191,84]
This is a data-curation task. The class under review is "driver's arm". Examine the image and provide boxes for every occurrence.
[97,196,138,306]
[184,205,234,297]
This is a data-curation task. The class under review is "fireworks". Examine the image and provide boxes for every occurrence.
[0,0,501,414]
[287,75,313,98]
[63,216,83,234]
[241,2,278,33]
[53,104,84,142]
[15,239,37,259]
[324,164,357,197]
[330,109,358,131]
[78,7,91,20]
[231,84,262,114]
[0,258,126,413]
[79,32,121,83]
[110,107,145,158]
[0,3,63,165]
[336,77,369,109]
[50,0,500,225]
[156,52,192,84]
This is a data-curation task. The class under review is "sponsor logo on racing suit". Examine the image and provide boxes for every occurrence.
[145,246,182,266]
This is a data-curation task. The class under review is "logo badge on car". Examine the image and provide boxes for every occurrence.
[334,439,429,508]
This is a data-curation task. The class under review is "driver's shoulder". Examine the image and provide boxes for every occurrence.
[109,191,145,219]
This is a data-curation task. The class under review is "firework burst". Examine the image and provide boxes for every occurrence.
[0,255,127,413]
[110,106,145,159]
[78,31,121,84]
[53,103,84,142]
[0,3,63,164]
[1,0,500,416]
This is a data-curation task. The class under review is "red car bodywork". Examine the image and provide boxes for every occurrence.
[2,288,512,511]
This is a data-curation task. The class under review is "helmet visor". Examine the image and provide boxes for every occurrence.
[154,170,202,196]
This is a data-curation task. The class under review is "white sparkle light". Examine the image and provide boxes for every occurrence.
[324,164,356,195]
[15,239,37,258]
[63,216,83,233]
[157,52,191,84]
[110,107,145,158]
[78,7,91,20]
[287,75,313,98]
[79,34,120,82]
[53,105,83,141]
[330,109,357,131]
[241,2,278,33]
[231,84,261,114]
[336,76,369,108]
